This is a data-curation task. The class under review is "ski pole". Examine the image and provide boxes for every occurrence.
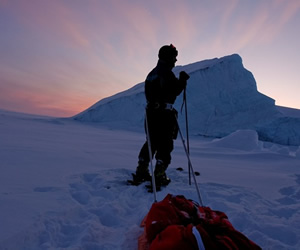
[177,120,203,206]
[183,87,192,185]
[145,108,157,203]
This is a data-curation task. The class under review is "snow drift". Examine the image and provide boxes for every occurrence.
[74,54,300,146]
[1,109,300,249]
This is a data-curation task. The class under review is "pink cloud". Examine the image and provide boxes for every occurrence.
[0,77,95,117]
[208,0,300,54]
[3,1,91,49]
[0,0,8,6]
[274,0,300,30]
[0,64,99,117]
[1,0,299,116]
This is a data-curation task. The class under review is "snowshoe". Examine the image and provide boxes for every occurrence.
[157,174,171,187]
[127,172,151,186]
[146,174,171,192]
[128,161,152,186]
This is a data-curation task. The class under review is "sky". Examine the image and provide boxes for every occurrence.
[0,0,300,117]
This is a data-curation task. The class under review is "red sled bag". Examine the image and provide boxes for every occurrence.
[139,194,261,250]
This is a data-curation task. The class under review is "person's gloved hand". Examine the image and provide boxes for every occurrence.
[179,71,190,81]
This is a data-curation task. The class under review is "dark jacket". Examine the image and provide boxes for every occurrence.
[145,60,186,105]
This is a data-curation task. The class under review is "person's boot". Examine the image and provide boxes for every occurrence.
[128,161,151,185]
[154,160,170,187]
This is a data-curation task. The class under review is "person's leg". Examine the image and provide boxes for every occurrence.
[154,137,173,186]
[154,111,174,185]
[132,110,158,184]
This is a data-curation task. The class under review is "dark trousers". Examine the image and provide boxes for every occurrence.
[138,108,178,166]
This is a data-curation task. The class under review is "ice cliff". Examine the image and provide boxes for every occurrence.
[74,54,300,146]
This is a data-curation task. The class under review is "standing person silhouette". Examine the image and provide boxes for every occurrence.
[129,44,190,189]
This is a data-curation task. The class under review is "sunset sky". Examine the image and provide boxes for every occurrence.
[0,0,299,117]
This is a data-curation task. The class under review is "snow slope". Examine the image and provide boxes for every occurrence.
[74,54,300,146]
[1,109,300,249]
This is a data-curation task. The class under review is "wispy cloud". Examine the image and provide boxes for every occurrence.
[0,0,299,115]
[207,0,300,54]
[0,70,95,117]
[264,0,300,41]
[4,1,91,49]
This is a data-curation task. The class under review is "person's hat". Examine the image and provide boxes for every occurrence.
[158,44,178,61]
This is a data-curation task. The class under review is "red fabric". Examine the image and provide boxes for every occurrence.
[196,206,260,249]
[144,194,261,250]
[149,224,198,250]
[145,194,195,242]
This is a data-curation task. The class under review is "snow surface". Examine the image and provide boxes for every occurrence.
[1,109,300,249]
[74,54,300,146]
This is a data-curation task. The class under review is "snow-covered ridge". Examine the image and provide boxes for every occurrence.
[73,54,300,146]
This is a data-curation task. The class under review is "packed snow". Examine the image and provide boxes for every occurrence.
[1,109,300,249]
